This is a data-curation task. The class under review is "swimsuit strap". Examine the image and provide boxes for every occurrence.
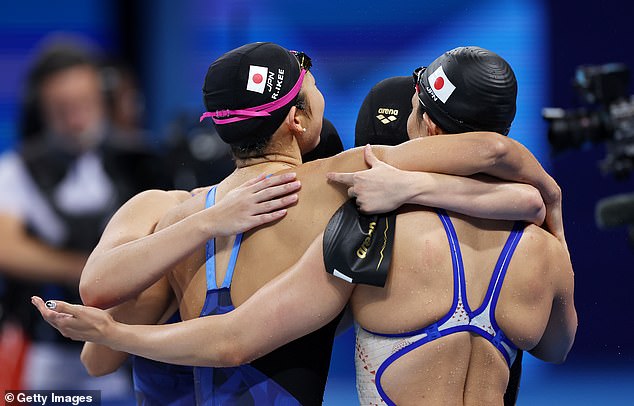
[204,185,244,290]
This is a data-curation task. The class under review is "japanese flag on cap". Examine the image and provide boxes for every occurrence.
[246,65,268,94]
[427,65,456,103]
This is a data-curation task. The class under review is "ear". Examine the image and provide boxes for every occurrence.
[284,106,304,135]
[423,113,445,136]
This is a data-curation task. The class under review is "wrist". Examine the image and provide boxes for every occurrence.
[197,207,220,238]
[404,171,433,205]
[106,320,128,351]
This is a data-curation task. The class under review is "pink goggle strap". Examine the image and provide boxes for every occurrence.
[200,69,307,125]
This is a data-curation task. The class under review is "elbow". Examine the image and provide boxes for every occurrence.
[483,133,510,169]
[545,179,562,206]
[79,265,121,309]
[550,343,574,364]
[79,281,117,309]
[78,278,94,306]
[545,344,572,365]
[489,135,510,163]
[217,338,250,367]
[528,347,570,365]
[525,188,547,226]
[79,279,106,308]
[80,348,118,377]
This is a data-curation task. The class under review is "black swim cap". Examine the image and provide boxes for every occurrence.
[201,42,303,146]
[355,76,412,146]
[417,46,517,135]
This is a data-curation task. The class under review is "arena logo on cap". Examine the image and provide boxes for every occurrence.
[247,65,269,94]
[376,107,398,124]
[426,66,456,103]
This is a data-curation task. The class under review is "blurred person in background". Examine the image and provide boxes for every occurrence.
[101,61,149,148]
[0,35,170,398]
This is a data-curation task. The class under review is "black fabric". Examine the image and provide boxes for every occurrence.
[355,76,412,147]
[504,350,523,405]
[417,46,517,136]
[202,42,302,147]
[302,118,344,162]
[250,310,343,406]
[323,200,396,287]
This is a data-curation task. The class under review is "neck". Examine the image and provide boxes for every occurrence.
[235,130,302,171]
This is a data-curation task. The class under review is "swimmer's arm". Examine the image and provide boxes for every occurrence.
[79,189,190,308]
[378,133,564,245]
[529,243,577,363]
[80,277,174,376]
[34,235,354,367]
[80,174,300,309]
[403,173,545,224]
[328,146,545,224]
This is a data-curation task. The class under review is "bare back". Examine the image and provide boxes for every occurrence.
[351,208,565,405]
[166,150,368,319]
[162,132,520,315]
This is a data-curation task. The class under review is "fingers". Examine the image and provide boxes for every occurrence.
[326,171,354,186]
[248,173,297,193]
[32,296,80,317]
[32,295,48,314]
[364,144,380,167]
[252,209,289,226]
[254,193,299,215]
[31,296,73,327]
[239,173,268,188]
[48,300,82,317]
[253,180,301,203]
[347,187,357,199]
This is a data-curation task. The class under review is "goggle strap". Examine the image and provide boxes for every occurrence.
[200,69,307,125]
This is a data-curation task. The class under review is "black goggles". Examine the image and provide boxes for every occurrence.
[412,66,427,92]
[290,50,312,71]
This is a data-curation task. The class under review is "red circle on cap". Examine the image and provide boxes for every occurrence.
[253,73,263,84]
[434,77,444,90]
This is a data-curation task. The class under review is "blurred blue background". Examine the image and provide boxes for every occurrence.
[1,0,633,404]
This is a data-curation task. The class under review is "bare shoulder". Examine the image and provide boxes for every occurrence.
[518,224,572,282]
[93,190,188,249]
[166,189,195,203]
[158,188,209,228]
[299,146,368,175]
[518,224,564,255]
[116,189,188,217]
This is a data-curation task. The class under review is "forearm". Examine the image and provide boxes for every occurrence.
[80,209,220,308]
[82,279,173,374]
[103,238,352,367]
[380,132,561,239]
[482,136,560,207]
[109,288,350,367]
[406,172,546,224]
[382,133,558,201]
[0,226,85,284]
[81,343,128,376]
